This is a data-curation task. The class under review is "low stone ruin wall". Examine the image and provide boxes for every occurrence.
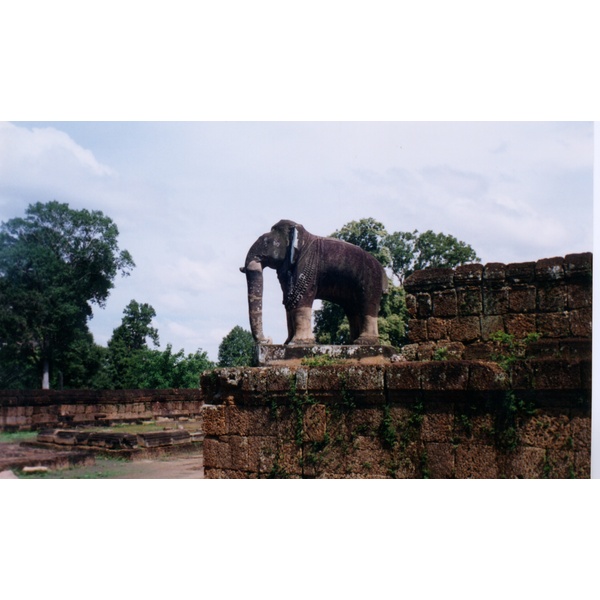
[200,359,591,479]
[402,253,592,360]
[0,389,204,431]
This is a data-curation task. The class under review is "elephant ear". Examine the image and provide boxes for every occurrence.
[289,225,300,265]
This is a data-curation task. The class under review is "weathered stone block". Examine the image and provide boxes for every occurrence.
[421,408,453,443]
[416,293,432,318]
[483,288,509,315]
[229,435,250,471]
[483,263,506,287]
[519,412,571,448]
[536,312,570,338]
[566,282,592,309]
[303,403,327,442]
[537,283,567,312]
[432,289,458,318]
[569,308,592,337]
[344,436,390,478]
[407,319,428,343]
[454,263,483,285]
[226,406,277,437]
[457,287,483,316]
[405,293,417,317]
[468,362,508,391]
[427,317,449,341]
[504,313,537,338]
[532,359,581,390]
[570,414,591,452]
[535,257,564,281]
[448,316,481,342]
[404,268,454,292]
[573,449,591,478]
[504,446,546,478]
[385,363,423,394]
[202,405,228,436]
[481,315,504,340]
[421,362,469,391]
[246,435,279,474]
[508,285,537,313]
[346,407,384,437]
[506,261,536,284]
[424,442,455,478]
[202,437,232,470]
[564,252,592,280]
[454,443,498,478]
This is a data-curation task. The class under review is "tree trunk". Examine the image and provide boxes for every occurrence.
[42,357,50,389]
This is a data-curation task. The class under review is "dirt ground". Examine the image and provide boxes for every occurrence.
[1,451,204,479]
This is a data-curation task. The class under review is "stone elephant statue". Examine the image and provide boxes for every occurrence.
[240,219,388,345]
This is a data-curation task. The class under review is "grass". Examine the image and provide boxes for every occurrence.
[15,457,130,479]
[0,431,38,444]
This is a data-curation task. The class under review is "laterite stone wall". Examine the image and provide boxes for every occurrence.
[402,253,592,360]
[0,389,204,431]
[200,360,591,478]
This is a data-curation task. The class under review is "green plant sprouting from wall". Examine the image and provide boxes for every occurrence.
[490,331,541,372]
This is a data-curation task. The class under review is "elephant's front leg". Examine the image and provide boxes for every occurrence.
[355,314,380,345]
[286,306,315,345]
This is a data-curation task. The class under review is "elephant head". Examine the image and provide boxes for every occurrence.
[239,220,301,343]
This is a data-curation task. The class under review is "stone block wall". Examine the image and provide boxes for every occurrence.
[402,253,592,361]
[200,360,591,479]
[0,389,204,431]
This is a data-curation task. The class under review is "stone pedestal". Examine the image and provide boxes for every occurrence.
[254,344,399,366]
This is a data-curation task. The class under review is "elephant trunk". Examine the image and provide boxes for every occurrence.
[240,259,269,343]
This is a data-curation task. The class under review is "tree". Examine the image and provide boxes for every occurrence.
[104,300,214,389]
[386,229,480,284]
[129,345,214,389]
[106,300,160,388]
[0,201,134,388]
[218,326,255,367]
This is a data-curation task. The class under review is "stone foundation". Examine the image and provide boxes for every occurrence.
[0,388,204,431]
[200,358,591,478]
[255,344,399,366]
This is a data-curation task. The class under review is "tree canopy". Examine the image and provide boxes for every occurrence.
[104,300,215,389]
[218,325,255,367]
[0,201,134,388]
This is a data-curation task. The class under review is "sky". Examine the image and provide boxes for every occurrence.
[0,121,593,362]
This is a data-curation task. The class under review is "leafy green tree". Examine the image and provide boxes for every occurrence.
[0,201,134,389]
[218,326,255,367]
[104,300,214,389]
[130,345,214,389]
[106,300,160,388]
[109,300,159,351]
[386,229,480,284]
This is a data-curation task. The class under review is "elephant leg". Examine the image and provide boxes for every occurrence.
[355,314,380,345]
[284,310,294,344]
[347,313,361,343]
[287,306,314,345]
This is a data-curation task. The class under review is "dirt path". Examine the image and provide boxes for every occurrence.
[108,454,204,479]
[1,448,205,479]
